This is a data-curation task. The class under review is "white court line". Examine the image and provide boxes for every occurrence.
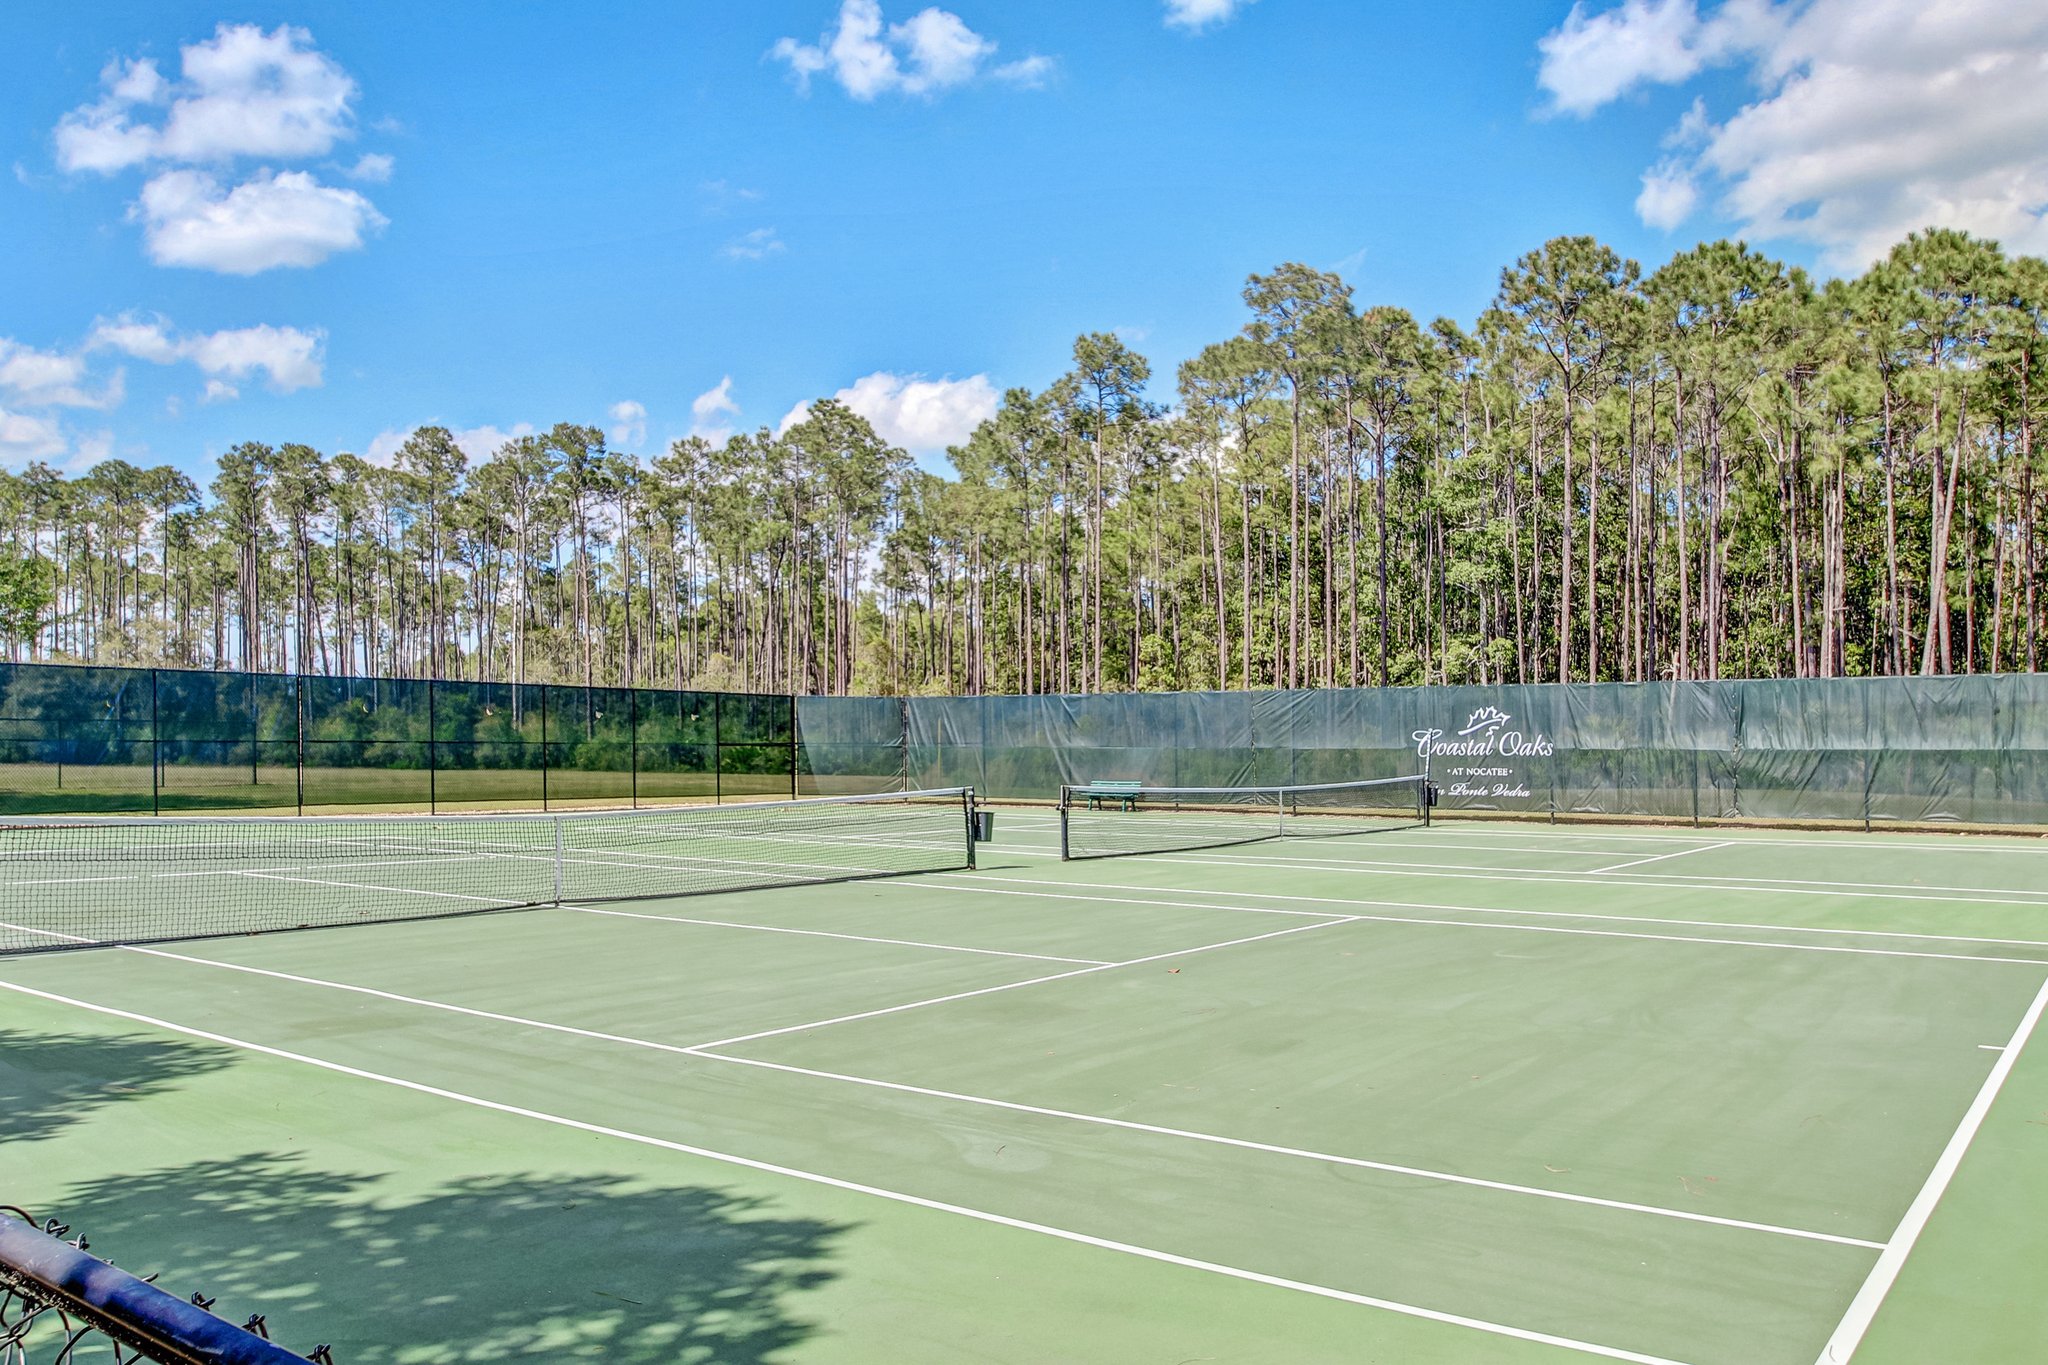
[1001,817,2048,856]
[0,918,94,948]
[235,871,524,904]
[1976,1044,2005,1052]
[0,977,1693,1365]
[1420,826,2048,854]
[1591,843,1737,874]
[946,873,2048,953]
[1117,845,2048,903]
[556,904,1110,965]
[1814,971,2048,1363]
[917,879,2048,967]
[86,940,1875,1249]
[689,919,1356,1051]
[0,881,1098,967]
[987,845,2048,910]
[0,851,520,889]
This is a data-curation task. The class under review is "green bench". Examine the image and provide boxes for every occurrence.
[1080,779,1144,811]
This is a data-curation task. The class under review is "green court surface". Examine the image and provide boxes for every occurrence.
[5,811,2048,1363]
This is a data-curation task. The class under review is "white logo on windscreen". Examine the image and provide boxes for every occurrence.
[1458,706,1510,738]
[1411,708,1554,761]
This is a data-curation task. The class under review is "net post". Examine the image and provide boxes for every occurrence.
[551,816,565,904]
[964,788,977,870]
[1058,786,1070,861]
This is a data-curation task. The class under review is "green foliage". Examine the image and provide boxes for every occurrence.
[4,229,2047,693]
[0,553,53,648]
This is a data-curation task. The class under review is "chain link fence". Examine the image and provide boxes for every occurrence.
[0,663,800,815]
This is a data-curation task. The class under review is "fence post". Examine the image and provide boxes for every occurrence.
[631,688,640,809]
[788,694,797,799]
[427,678,437,814]
[540,685,550,811]
[294,673,305,816]
[714,692,723,805]
[1863,753,1874,833]
[1691,750,1700,828]
[151,669,160,817]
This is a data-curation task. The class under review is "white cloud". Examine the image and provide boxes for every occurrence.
[893,8,993,88]
[54,59,168,174]
[691,377,739,425]
[363,428,408,466]
[0,408,69,465]
[68,430,116,471]
[200,379,239,403]
[1635,160,1700,229]
[699,179,763,214]
[783,372,998,454]
[1328,246,1370,277]
[53,24,389,275]
[85,317,180,365]
[991,55,1055,88]
[183,324,324,392]
[772,0,1050,100]
[57,24,359,173]
[608,399,648,448]
[135,168,386,273]
[1164,0,1257,33]
[1537,0,1720,116]
[0,340,121,410]
[689,377,740,444]
[346,152,393,182]
[368,422,542,468]
[1538,0,2048,267]
[721,227,786,261]
[90,314,325,394]
[451,423,538,463]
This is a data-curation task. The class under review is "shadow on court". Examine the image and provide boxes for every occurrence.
[45,1154,848,1363]
[0,1028,233,1144]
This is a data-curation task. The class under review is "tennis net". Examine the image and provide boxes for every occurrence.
[0,787,975,956]
[1059,775,1430,860]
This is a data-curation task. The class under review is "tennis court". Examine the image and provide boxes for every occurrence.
[5,791,2048,1364]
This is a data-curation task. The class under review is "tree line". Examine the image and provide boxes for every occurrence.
[2,227,2044,696]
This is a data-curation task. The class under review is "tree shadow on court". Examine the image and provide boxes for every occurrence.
[0,1028,233,1145]
[52,1152,849,1363]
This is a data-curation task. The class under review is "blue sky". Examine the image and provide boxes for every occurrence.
[4,1,2044,479]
